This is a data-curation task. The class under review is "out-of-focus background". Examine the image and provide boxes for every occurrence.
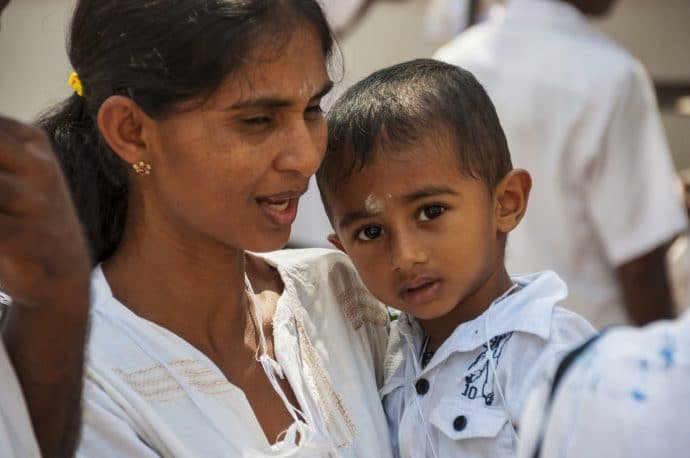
[1,0,688,324]
[1,0,687,166]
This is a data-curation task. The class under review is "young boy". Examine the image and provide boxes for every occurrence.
[316,59,596,457]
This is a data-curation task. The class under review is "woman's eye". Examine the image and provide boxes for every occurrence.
[419,205,445,221]
[305,104,324,116]
[243,116,271,125]
[357,226,384,241]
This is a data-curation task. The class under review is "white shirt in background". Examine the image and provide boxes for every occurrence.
[434,0,689,328]
[78,249,393,457]
[0,341,40,458]
[381,271,595,458]
[518,309,690,458]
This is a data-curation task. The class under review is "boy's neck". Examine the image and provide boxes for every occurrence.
[418,265,514,353]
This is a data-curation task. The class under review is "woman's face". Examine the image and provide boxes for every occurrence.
[141,25,332,253]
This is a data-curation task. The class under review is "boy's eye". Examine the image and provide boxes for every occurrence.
[357,225,384,241]
[418,205,445,221]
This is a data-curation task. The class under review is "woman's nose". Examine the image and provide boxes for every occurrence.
[274,118,326,178]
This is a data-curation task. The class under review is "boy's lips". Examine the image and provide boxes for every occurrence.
[399,277,442,306]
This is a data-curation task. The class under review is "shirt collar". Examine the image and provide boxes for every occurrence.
[396,270,567,374]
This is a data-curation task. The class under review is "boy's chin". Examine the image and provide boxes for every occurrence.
[400,304,457,322]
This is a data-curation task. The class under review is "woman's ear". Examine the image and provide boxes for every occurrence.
[495,169,532,234]
[97,95,153,164]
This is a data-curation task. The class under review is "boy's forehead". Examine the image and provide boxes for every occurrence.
[330,151,460,204]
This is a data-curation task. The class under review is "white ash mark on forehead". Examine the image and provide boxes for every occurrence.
[365,193,385,214]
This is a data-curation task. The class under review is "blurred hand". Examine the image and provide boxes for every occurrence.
[0,115,90,311]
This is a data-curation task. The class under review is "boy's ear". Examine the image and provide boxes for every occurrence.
[327,233,346,252]
[97,95,153,165]
[495,169,532,233]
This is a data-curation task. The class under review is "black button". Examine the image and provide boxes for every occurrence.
[415,378,429,395]
[453,415,467,431]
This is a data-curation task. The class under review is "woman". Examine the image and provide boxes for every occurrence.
[40,1,392,456]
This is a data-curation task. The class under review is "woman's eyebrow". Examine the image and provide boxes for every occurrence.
[225,80,333,111]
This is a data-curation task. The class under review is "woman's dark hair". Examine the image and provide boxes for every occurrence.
[39,0,334,263]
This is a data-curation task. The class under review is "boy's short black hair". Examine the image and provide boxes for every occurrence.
[317,58,512,217]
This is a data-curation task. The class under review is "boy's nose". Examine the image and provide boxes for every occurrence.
[390,233,428,272]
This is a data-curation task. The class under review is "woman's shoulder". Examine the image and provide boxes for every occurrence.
[257,248,364,297]
[259,247,388,330]
[257,247,350,270]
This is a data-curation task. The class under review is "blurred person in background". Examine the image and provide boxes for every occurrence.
[517,290,690,458]
[0,0,92,456]
[435,0,689,328]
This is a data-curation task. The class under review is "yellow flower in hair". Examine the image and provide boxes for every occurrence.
[68,71,84,97]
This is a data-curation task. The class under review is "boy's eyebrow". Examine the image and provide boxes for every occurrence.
[402,185,459,202]
[338,185,460,230]
[339,209,374,231]
[225,81,333,110]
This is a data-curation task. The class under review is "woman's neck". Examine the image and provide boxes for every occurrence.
[102,215,259,352]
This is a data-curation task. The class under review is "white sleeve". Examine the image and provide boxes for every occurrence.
[77,378,159,458]
[0,343,40,458]
[586,61,689,266]
[520,327,690,458]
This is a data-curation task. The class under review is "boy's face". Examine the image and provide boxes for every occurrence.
[327,136,520,322]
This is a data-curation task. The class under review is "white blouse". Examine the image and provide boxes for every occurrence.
[78,248,393,457]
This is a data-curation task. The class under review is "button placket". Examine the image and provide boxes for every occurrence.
[415,378,430,395]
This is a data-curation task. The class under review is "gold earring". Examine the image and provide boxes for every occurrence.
[132,160,152,176]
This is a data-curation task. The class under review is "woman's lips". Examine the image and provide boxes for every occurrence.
[400,278,442,306]
[256,193,301,227]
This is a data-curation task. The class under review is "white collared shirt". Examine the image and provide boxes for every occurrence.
[518,309,690,458]
[434,0,689,328]
[0,341,40,458]
[381,271,595,458]
[78,248,393,457]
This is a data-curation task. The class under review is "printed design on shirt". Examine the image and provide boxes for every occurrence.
[462,332,514,406]
[294,308,357,448]
[113,359,233,403]
[339,287,388,330]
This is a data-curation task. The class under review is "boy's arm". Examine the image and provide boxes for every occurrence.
[0,116,91,457]
[616,243,675,325]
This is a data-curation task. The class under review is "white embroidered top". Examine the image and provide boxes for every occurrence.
[381,271,595,458]
[77,248,393,457]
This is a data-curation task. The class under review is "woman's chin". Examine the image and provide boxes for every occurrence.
[244,230,292,253]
